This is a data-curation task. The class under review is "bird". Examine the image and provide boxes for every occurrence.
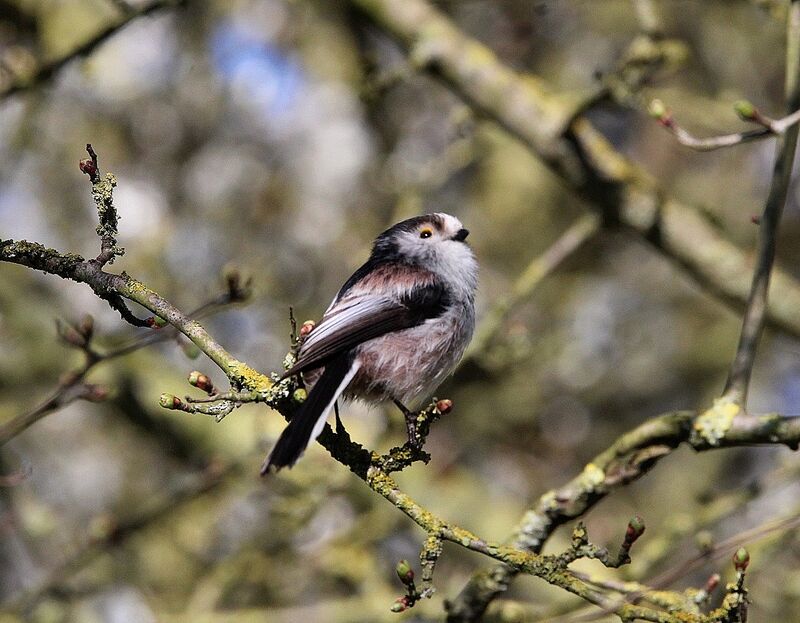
[262,213,478,473]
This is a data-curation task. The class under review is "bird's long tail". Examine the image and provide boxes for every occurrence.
[262,353,359,473]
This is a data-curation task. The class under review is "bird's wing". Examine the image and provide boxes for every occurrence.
[282,281,448,378]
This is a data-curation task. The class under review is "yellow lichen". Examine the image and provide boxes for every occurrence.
[228,360,273,393]
[693,397,740,446]
[581,463,605,489]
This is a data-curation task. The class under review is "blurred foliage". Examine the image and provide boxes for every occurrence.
[2,0,800,621]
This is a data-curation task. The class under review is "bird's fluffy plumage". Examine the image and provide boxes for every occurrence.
[263,213,477,473]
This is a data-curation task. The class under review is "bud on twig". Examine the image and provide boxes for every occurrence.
[396,559,415,585]
[624,515,646,544]
[146,316,168,329]
[390,596,409,613]
[733,99,757,121]
[159,393,183,409]
[78,314,94,340]
[648,99,672,126]
[293,388,307,403]
[300,320,316,338]
[733,547,750,572]
[188,371,216,394]
[56,319,86,348]
[435,399,453,414]
[704,573,721,594]
[79,158,98,181]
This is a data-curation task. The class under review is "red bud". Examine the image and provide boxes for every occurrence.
[79,158,98,179]
[435,399,453,414]
[390,596,409,613]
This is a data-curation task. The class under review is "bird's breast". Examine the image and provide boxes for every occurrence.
[347,303,475,404]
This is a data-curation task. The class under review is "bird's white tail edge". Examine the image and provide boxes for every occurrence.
[306,360,361,452]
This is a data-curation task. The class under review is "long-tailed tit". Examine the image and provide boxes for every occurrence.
[263,213,477,472]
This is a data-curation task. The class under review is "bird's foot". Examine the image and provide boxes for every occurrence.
[405,416,423,449]
[393,399,422,448]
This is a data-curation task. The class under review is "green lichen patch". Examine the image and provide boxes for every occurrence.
[92,173,124,260]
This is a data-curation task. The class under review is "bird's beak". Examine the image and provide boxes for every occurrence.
[452,228,469,242]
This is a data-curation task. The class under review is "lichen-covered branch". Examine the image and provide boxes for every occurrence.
[446,407,793,621]
[343,1,800,618]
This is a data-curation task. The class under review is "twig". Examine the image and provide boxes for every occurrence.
[0,380,104,447]
[444,406,800,621]
[6,460,237,614]
[340,2,800,616]
[556,507,796,623]
[462,213,600,364]
[0,279,250,446]
[723,0,800,405]
[81,144,123,266]
[0,0,182,101]
[648,98,800,152]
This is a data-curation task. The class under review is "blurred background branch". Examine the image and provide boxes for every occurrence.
[0,0,182,100]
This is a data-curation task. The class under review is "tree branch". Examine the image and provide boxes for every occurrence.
[462,213,601,366]
[0,276,250,447]
[648,98,800,152]
[723,0,800,405]
[0,0,183,101]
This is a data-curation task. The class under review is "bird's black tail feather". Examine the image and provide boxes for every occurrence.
[262,353,357,473]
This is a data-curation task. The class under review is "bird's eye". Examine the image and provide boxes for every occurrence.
[420,228,433,239]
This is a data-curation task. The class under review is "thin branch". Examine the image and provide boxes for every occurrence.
[462,213,601,365]
[648,98,800,152]
[445,407,797,621]
[6,460,237,614]
[0,0,182,101]
[82,144,123,266]
[0,379,103,446]
[338,5,800,615]
[554,508,800,623]
[723,0,800,404]
[0,278,250,446]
